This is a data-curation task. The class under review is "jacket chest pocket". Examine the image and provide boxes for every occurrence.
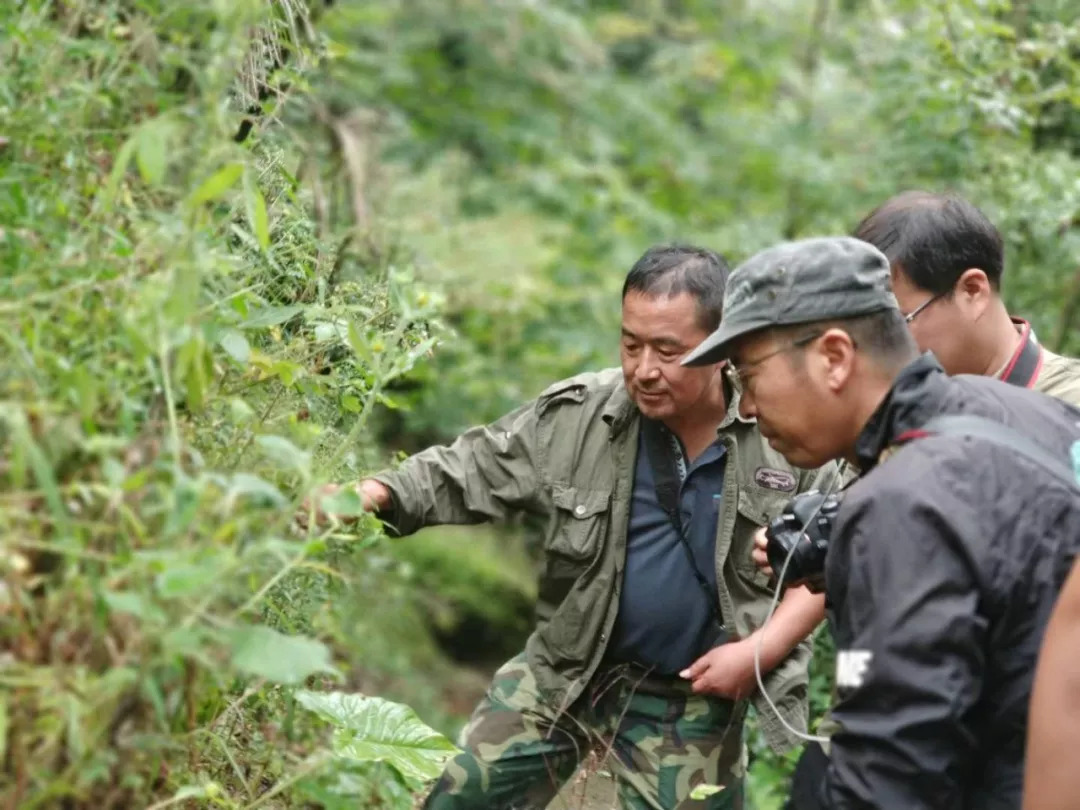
[537,484,612,651]
[733,488,791,590]
[538,485,610,617]
[548,485,610,560]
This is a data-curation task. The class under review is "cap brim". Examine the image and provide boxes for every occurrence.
[682,318,769,367]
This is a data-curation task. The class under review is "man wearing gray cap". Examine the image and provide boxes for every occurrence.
[682,237,1080,809]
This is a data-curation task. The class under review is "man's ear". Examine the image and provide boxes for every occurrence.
[818,328,857,392]
[956,268,994,316]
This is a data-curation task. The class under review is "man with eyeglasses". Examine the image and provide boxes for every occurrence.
[683,236,1080,810]
[744,195,1080,805]
[853,190,1080,406]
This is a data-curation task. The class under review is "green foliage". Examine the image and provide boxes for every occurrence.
[0,0,448,806]
[296,690,460,783]
[391,527,537,665]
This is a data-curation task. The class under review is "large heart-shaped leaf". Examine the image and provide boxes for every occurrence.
[296,690,459,784]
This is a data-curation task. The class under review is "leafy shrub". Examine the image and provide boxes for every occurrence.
[0,1,454,806]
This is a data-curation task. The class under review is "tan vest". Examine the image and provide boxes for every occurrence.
[1034,348,1080,409]
[995,319,1080,408]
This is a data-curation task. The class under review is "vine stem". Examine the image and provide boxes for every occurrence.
[231,546,307,619]
[158,314,181,470]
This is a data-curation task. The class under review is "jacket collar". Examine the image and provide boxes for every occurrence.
[719,370,757,430]
[601,368,753,437]
[853,352,950,472]
[601,382,636,435]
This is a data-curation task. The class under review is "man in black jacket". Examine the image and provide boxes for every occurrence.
[681,236,1080,809]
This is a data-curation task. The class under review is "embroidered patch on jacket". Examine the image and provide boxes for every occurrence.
[754,467,796,492]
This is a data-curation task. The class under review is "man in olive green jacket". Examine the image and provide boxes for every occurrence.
[320,246,841,810]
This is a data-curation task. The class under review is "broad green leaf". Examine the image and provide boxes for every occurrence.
[240,305,303,329]
[230,626,339,685]
[229,397,255,424]
[97,134,137,211]
[319,488,366,517]
[103,591,164,623]
[155,562,217,599]
[218,329,251,363]
[296,761,413,810]
[161,627,210,660]
[101,456,126,487]
[103,591,146,617]
[314,321,346,342]
[135,119,169,186]
[189,162,244,205]
[244,173,271,251]
[689,783,725,800]
[296,691,459,784]
[270,359,303,386]
[255,435,311,474]
[346,321,373,366]
[227,473,286,507]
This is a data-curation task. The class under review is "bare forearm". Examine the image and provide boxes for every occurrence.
[1024,561,1080,810]
[752,586,826,672]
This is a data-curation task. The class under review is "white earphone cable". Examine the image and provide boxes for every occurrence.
[751,473,844,745]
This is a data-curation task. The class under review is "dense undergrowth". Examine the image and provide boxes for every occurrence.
[0,2,464,807]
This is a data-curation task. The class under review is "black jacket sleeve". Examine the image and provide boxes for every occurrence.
[817,477,989,809]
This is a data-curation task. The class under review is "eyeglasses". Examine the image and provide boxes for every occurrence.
[904,292,945,323]
[731,332,823,387]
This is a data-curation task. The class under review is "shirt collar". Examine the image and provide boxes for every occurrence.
[601,367,753,436]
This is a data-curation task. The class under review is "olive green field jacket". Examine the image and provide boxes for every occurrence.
[374,367,843,753]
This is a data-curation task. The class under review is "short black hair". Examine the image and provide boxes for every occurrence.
[853,191,1004,295]
[622,244,731,333]
[781,309,918,373]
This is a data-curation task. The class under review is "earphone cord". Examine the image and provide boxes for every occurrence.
[751,474,844,746]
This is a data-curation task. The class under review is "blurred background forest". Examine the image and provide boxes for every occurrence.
[3,0,1080,808]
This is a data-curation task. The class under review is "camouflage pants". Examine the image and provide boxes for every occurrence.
[423,653,747,810]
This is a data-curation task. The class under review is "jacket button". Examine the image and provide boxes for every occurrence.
[574,504,586,516]
[600,633,607,642]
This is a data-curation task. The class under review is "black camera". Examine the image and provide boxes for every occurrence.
[764,490,842,593]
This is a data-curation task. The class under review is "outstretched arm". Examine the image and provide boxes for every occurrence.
[308,399,545,536]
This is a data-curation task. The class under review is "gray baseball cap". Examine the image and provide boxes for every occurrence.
[682,236,898,366]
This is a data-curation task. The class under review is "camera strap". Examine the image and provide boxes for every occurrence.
[640,418,727,636]
[898,414,1080,489]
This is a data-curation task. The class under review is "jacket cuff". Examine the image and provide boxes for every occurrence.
[369,472,417,537]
